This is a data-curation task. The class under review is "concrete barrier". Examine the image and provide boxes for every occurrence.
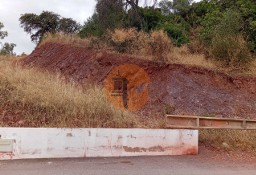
[0,128,198,160]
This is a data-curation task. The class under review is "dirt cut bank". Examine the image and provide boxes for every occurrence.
[21,42,256,119]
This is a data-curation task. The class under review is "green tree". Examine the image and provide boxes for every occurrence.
[172,0,193,18]
[138,6,189,46]
[0,43,16,55]
[139,7,163,32]
[79,14,103,38]
[159,0,173,15]
[79,0,126,37]
[203,9,252,66]
[0,22,7,39]
[19,11,80,43]
[196,0,256,52]
[58,18,81,33]
[0,22,16,56]
[96,0,125,29]
[79,0,157,37]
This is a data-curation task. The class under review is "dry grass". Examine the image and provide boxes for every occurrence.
[168,46,218,69]
[246,59,256,76]
[200,129,256,153]
[105,28,172,61]
[105,28,147,55]
[168,46,256,76]
[1,32,256,153]
[39,32,90,48]
[103,29,218,68]
[0,56,255,152]
[148,30,172,62]
[0,57,141,128]
[39,32,256,76]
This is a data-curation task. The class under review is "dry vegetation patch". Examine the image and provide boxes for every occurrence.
[39,32,256,76]
[6,33,256,153]
[200,129,256,153]
[39,32,90,48]
[0,57,139,128]
[0,55,255,152]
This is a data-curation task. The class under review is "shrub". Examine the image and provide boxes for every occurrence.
[187,28,205,54]
[79,15,103,38]
[200,9,253,68]
[148,30,172,62]
[107,28,148,54]
[139,7,163,32]
[106,28,172,62]
[210,34,252,68]
[164,23,189,47]
[200,129,256,152]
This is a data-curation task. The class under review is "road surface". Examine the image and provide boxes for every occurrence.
[0,155,256,175]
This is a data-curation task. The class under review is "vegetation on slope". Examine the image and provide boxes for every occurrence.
[200,129,256,154]
[1,0,256,153]
[1,48,256,153]
[79,0,256,69]
[41,32,256,76]
[0,56,141,128]
[0,22,16,55]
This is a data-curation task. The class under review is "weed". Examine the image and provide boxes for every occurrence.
[0,57,138,128]
[200,129,256,153]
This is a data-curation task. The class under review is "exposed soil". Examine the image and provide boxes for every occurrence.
[21,42,256,119]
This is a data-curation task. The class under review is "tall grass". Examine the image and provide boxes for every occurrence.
[246,59,256,76]
[169,46,218,70]
[0,56,256,152]
[105,28,172,62]
[39,32,90,48]
[0,57,138,128]
[200,129,256,153]
[38,32,256,76]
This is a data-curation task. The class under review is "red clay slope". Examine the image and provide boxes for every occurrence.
[21,42,256,119]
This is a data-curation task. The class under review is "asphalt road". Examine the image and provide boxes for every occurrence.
[0,156,256,175]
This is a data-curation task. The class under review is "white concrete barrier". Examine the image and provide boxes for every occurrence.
[0,128,198,160]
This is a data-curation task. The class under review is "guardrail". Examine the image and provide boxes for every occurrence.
[166,115,256,130]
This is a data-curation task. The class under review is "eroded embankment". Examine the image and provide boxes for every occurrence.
[21,42,256,119]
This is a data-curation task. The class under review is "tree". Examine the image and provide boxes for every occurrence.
[195,0,256,52]
[0,22,7,39]
[0,22,16,56]
[96,0,125,30]
[79,14,103,38]
[139,7,163,32]
[58,18,81,33]
[19,11,80,43]
[125,0,139,10]
[159,0,173,15]
[172,0,193,18]
[0,43,16,55]
[79,0,126,38]
[198,8,252,66]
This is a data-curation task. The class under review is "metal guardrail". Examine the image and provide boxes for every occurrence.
[166,115,256,130]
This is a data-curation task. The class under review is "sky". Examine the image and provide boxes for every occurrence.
[0,0,200,55]
[0,0,96,55]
